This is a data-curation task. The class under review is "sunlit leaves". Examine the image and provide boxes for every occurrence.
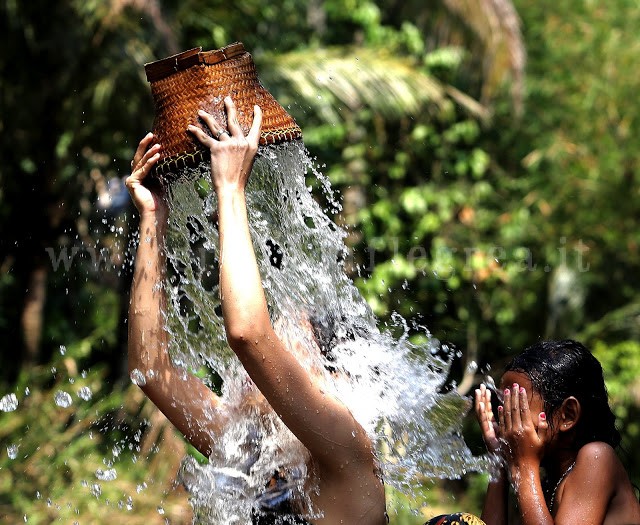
[261,46,481,124]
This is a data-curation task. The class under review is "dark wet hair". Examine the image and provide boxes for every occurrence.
[308,312,339,365]
[505,339,621,449]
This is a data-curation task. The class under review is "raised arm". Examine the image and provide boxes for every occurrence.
[126,134,227,457]
[187,98,375,472]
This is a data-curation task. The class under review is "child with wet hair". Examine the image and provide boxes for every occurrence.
[474,339,640,525]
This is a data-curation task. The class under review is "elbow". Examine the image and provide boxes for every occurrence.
[224,318,269,352]
[225,323,255,351]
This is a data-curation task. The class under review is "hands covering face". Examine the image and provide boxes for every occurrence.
[474,383,549,470]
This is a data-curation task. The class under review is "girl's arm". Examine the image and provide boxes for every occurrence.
[126,134,228,458]
[188,98,376,474]
[481,469,509,525]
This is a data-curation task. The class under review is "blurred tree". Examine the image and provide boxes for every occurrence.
[0,0,173,382]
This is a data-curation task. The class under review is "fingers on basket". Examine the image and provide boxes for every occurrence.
[133,133,155,167]
[223,97,262,145]
[189,98,262,147]
[130,142,160,185]
[188,118,213,147]
[224,97,242,137]
[140,144,161,175]
[247,104,263,145]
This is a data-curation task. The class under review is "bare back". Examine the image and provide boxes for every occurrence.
[601,455,640,525]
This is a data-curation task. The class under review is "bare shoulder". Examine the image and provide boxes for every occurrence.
[563,442,640,524]
[576,441,619,465]
[574,441,632,493]
[571,442,620,490]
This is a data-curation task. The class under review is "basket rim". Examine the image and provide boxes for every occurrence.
[144,42,246,83]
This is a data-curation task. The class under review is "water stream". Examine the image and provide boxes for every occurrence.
[155,140,488,523]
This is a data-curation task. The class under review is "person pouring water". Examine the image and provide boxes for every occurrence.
[126,96,388,524]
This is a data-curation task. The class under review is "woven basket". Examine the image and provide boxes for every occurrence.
[144,42,302,178]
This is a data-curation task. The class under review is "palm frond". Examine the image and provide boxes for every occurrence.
[440,0,526,113]
[258,46,490,124]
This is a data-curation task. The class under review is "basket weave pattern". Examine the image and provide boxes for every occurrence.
[146,43,302,177]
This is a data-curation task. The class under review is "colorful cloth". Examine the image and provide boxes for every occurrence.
[251,470,311,525]
[425,512,486,525]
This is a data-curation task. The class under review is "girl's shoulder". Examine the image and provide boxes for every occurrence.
[559,442,619,507]
[576,441,618,464]
[566,443,640,523]
[574,441,624,484]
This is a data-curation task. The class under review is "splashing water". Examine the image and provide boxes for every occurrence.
[53,390,73,408]
[7,443,19,459]
[0,393,18,412]
[95,468,118,481]
[77,386,93,401]
[158,141,486,522]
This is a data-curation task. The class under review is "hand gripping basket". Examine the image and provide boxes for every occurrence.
[144,42,302,178]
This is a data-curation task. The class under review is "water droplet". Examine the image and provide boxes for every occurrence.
[7,444,19,459]
[54,391,73,408]
[0,393,18,412]
[95,468,117,481]
[90,483,101,497]
[130,369,146,386]
[59,345,66,355]
[78,387,92,401]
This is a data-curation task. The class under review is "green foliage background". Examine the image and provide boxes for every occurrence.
[1,0,639,523]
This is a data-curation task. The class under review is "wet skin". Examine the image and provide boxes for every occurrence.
[475,371,640,525]
[127,99,387,525]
